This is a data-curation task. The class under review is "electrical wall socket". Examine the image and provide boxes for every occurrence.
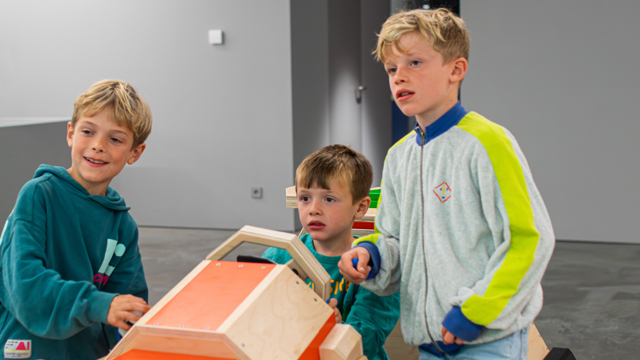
[251,187,263,199]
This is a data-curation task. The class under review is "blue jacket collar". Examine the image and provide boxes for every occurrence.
[413,102,468,146]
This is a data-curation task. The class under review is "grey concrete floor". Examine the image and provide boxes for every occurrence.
[138,227,640,359]
[536,241,640,359]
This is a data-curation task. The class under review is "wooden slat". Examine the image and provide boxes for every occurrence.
[360,208,377,223]
[286,186,297,208]
[318,324,364,360]
[527,324,550,360]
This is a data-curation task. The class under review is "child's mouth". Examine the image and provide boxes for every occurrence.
[85,157,107,165]
[396,90,414,102]
[308,221,325,230]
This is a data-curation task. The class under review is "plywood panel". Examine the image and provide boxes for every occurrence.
[222,266,334,359]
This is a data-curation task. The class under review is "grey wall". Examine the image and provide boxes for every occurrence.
[291,1,331,170]
[291,0,392,189]
[361,1,394,186]
[0,0,296,231]
[461,0,640,243]
[328,1,363,151]
[0,122,70,221]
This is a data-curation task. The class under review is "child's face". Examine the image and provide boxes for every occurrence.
[384,31,464,126]
[297,178,364,245]
[66,108,145,196]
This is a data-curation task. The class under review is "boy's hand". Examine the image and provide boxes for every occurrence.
[107,295,151,331]
[327,298,342,324]
[338,247,371,285]
[441,326,464,345]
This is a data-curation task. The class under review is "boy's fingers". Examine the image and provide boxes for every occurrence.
[443,331,455,345]
[129,312,144,323]
[338,253,363,281]
[118,320,132,331]
[120,311,139,324]
[328,298,338,308]
[441,326,464,345]
[131,303,151,314]
[357,252,370,271]
[125,295,148,306]
[339,263,365,284]
[364,265,372,279]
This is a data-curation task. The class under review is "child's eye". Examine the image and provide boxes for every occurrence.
[410,60,421,66]
[81,129,92,135]
[299,196,310,202]
[325,197,335,203]
[110,137,122,143]
[387,67,397,74]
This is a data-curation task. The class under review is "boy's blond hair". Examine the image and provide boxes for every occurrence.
[296,145,373,204]
[374,8,469,64]
[72,80,153,148]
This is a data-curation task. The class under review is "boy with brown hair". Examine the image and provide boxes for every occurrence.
[263,144,400,360]
[339,9,555,360]
[0,80,152,359]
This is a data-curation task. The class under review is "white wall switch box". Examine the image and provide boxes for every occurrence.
[208,30,223,45]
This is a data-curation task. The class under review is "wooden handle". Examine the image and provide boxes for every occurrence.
[206,225,332,300]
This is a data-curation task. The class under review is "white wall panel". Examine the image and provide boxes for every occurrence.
[0,0,296,231]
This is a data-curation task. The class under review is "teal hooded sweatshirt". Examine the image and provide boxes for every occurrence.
[0,165,148,360]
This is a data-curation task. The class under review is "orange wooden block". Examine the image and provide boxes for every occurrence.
[149,261,272,331]
[106,226,365,360]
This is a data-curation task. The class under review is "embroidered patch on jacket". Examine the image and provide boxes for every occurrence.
[4,339,31,359]
[433,182,452,203]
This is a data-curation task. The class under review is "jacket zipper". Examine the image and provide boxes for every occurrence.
[419,128,449,358]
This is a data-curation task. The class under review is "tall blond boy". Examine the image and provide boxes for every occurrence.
[0,80,152,359]
[339,9,555,360]
[263,145,400,360]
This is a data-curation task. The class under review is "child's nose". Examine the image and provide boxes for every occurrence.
[91,137,106,151]
[395,67,408,83]
[309,199,322,214]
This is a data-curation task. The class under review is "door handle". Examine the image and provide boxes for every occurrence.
[355,85,367,103]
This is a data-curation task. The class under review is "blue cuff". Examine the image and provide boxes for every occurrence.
[353,241,381,279]
[442,306,485,342]
[419,342,463,357]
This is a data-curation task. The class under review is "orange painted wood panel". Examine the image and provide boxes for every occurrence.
[299,314,336,360]
[149,261,275,331]
[113,349,229,360]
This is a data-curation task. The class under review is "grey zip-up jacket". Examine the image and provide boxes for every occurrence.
[356,104,555,347]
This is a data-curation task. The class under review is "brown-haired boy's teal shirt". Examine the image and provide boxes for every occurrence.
[263,233,400,360]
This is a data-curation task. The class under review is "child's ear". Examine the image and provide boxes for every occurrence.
[450,57,468,83]
[127,143,146,165]
[354,196,371,220]
[66,122,74,148]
